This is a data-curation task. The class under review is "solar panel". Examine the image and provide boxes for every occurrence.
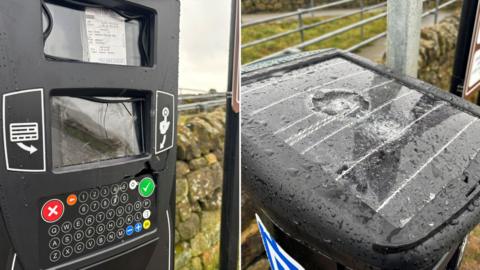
[242,49,480,268]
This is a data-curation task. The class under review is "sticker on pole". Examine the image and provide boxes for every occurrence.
[155,91,175,154]
[256,214,305,270]
[3,89,46,172]
[464,2,480,98]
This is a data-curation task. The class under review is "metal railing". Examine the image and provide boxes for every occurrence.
[179,99,226,112]
[242,1,386,49]
[242,0,355,28]
[242,0,459,63]
[179,93,226,102]
[178,93,227,112]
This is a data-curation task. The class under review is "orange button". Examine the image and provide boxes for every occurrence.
[66,194,77,206]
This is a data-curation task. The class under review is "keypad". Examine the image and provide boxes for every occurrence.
[39,176,157,268]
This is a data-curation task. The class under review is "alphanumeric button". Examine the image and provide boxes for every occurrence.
[74,242,85,254]
[48,225,60,237]
[100,186,109,197]
[49,250,61,263]
[125,203,133,214]
[120,182,128,192]
[85,227,95,238]
[116,206,125,216]
[73,218,84,230]
[62,234,73,245]
[96,235,106,246]
[49,237,61,249]
[134,212,142,222]
[74,230,84,242]
[85,215,95,226]
[101,198,110,209]
[79,191,89,203]
[90,201,100,212]
[134,201,142,211]
[111,184,120,195]
[107,232,116,242]
[107,220,115,231]
[62,246,73,258]
[111,196,120,207]
[96,212,105,223]
[120,193,129,204]
[61,221,72,233]
[116,228,125,239]
[106,209,115,220]
[125,215,133,225]
[143,199,151,208]
[79,204,89,215]
[96,223,106,234]
[116,217,125,228]
[90,189,100,200]
[143,209,151,219]
[86,238,95,249]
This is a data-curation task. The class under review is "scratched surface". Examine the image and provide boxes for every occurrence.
[242,58,480,228]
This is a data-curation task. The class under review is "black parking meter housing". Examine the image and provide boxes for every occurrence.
[0,0,179,269]
[242,49,480,270]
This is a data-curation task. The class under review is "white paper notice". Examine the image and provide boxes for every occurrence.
[85,8,127,65]
[469,50,480,88]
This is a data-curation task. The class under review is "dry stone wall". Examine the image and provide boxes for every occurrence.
[175,107,225,270]
[417,13,460,90]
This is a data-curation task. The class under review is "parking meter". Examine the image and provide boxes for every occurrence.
[242,49,480,270]
[0,0,178,269]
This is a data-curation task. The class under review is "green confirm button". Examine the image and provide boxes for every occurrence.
[138,177,155,197]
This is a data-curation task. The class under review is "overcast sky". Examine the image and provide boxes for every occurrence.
[179,0,232,93]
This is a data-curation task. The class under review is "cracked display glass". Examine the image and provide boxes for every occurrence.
[51,96,144,168]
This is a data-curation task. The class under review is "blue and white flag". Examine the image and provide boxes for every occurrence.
[256,214,305,270]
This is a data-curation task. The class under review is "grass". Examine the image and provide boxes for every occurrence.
[241,11,387,64]
[460,225,480,270]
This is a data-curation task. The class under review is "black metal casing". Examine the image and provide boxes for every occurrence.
[0,0,179,269]
[242,50,480,270]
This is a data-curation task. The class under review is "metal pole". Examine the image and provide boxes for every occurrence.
[386,0,422,77]
[298,10,305,43]
[434,0,440,24]
[360,0,364,40]
[450,0,480,97]
[219,0,239,269]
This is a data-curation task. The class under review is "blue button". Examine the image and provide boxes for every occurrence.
[134,222,142,233]
[125,225,134,236]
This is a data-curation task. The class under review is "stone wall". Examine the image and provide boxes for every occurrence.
[175,107,225,270]
[242,0,382,14]
[417,13,460,91]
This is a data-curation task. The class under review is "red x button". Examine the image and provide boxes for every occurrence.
[41,199,64,223]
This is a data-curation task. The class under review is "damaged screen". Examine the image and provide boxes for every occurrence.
[51,96,144,168]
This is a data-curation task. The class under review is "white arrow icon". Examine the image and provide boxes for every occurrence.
[16,143,37,154]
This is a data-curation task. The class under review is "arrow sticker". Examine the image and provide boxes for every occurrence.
[3,89,46,172]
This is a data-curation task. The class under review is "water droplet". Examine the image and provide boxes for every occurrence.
[287,168,299,177]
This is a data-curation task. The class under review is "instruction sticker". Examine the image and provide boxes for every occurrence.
[85,8,127,65]
[3,89,46,172]
[155,91,175,154]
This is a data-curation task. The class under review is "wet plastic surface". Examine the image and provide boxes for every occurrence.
[242,50,480,269]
